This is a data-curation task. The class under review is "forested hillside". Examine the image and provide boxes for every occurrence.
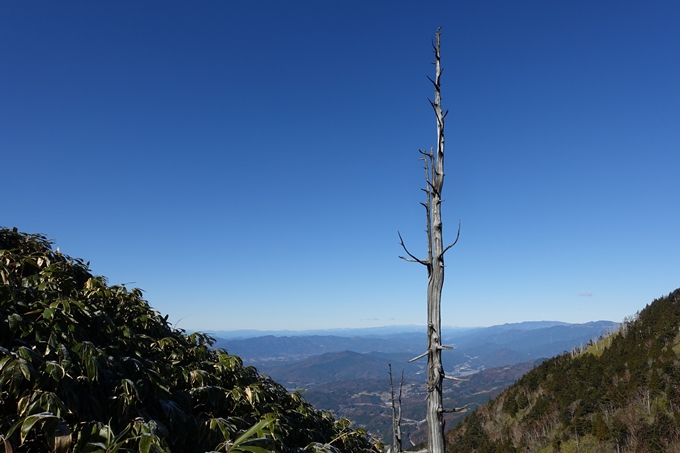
[446,288,680,453]
[0,228,379,453]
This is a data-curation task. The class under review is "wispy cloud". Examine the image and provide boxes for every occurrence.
[579,291,593,297]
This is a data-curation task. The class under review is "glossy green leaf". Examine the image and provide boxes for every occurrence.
[7,313,22,330]
[139,433,152,453]
[9,412,58,444]
[228,418,274,452]
[43,307,56,320]
[18,360,31,380]
[233,446,271,453]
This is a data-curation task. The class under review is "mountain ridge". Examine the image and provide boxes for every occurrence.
[215,321,619,378]
[446,288,680,452]
[208,320,610,340]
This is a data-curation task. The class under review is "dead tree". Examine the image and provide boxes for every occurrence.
[389,364,404,453]
[398,28,465,453]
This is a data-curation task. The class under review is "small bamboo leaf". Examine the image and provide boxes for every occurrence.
[7,313,22,330]
[18,360,31,381]
[43,307,56,320]
[138,433,152,453]
[228,417,275,453]
[6,412,58,444]
[85,356,96,381]
[233,446,271,453]
[45,361,65,381]
[16,396,30,416]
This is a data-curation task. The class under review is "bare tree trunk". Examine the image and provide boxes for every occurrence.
[426,28,447,453]
[398,28,461,453]
[389,364,403,453]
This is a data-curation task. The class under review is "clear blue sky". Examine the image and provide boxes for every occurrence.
[2,1,678,331]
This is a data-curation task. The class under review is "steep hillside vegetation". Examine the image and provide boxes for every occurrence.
[446,288,680,453]
[0,229,379,453]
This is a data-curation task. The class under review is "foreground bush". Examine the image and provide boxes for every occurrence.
[0,228,379,453]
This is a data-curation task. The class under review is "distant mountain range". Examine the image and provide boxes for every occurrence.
[211,320,620,444]
[262,350,391,387]
[213,320,619,381]
[208,321,578,340]
[207,324,471,340]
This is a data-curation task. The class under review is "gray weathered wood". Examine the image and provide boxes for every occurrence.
[425,27,447,453]
[399,28,458,453]
[389,364,404,453]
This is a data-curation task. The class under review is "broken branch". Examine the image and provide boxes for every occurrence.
[442,220,461,254]
[443,375,469,382]
[398,232,428,266]
[408,351,429,363]
[442,404,470,413]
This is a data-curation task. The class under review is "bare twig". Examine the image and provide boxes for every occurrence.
[408,351,429,363]
[442,220,461,255]
[442,404,470,413]
[444,375,469,382]
[398,231,428,266]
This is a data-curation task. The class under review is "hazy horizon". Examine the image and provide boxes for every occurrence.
[203,319,620,339]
